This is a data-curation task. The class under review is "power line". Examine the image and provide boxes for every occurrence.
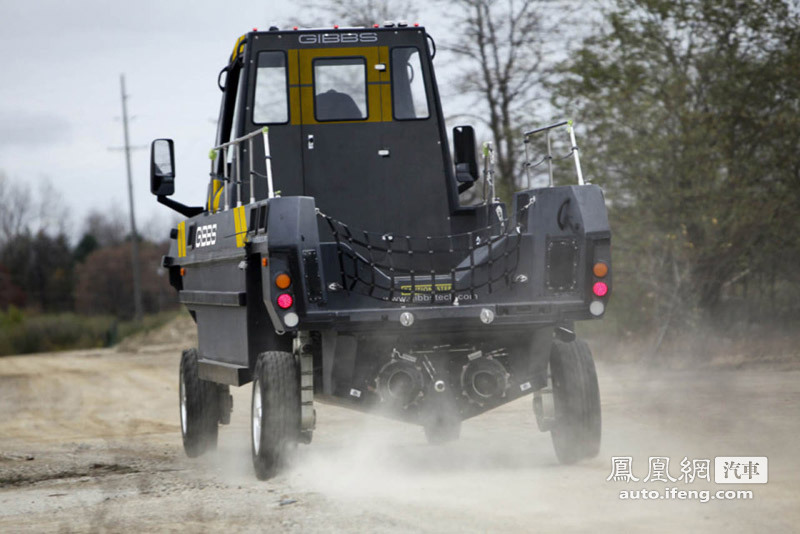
[116,74,144,322]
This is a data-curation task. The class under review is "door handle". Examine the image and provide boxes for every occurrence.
[307,134,315,150]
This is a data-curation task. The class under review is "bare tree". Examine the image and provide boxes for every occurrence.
[0,172,32,245]
[81,209,128,247]
[33,178,71,237]
[437,0,562,201]
[0,173,73,245]
[297,0,417,28]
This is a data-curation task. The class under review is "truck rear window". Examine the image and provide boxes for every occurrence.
[253,51,289,124]
[313,57,367,121]
[392,47,429,120]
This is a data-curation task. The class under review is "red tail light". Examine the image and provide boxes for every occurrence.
[592,282,608,297]
[277,293,293,309]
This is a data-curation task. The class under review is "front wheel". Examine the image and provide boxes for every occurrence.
[251,351,300,480]
[549,339,601,464]
[179,348,219,458]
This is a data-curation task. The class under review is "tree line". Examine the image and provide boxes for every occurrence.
[555,0,800,337]
[0,173,177,319]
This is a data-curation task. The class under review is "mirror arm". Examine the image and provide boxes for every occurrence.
[457,182,474,194]
[157,195,204,218]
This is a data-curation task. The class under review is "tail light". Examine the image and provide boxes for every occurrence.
[277,293,294,309]
[592,281,608,297]
[275,273,291,289]
[592,262,608,278]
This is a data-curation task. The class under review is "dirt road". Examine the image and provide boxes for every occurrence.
[1,336,798,533]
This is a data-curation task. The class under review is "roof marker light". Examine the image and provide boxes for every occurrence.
[333,24,339,29]
[293,26,298,30]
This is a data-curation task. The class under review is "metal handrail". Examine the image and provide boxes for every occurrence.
[208,126,275,211]
[522,119,585,189]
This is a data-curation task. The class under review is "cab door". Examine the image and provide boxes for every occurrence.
[295,46,392,233]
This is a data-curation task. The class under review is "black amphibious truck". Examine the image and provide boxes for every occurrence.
[150,26,611,479]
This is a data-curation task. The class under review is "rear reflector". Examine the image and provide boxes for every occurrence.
[283,312,299,327]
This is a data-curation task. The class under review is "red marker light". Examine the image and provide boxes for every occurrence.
[333,24,339,29]
[277,293,294,309]
[414,22,420,27]
[253,27,258,31]
[373,23,379,28]
[293,26,298,30]
[592,282,608,297]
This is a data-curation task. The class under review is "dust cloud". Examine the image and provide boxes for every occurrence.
[1,330,798,532]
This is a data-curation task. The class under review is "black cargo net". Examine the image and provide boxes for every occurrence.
[318,210,523,304]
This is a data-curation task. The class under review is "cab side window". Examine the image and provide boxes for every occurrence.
[313,57,367,121]
[253,51,289,124]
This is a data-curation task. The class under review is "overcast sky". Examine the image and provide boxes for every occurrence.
[0,1,587,242]
[0,1,453,241]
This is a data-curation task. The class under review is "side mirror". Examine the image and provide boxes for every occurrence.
[150,139,175,196]
[453,126,478,191]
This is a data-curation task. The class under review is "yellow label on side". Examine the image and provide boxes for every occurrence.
[233,206,248,247]
[399,283,452,295]
[177,221,186,258]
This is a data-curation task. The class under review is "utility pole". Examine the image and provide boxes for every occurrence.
[119,74,144,322]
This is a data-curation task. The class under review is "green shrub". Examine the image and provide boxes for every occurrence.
[0,310,179,356]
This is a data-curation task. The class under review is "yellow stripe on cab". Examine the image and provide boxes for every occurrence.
[177,221,186,257]
[233,206,248,247]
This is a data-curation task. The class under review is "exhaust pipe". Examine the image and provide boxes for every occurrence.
[461,358,509,405]
[377,359,424,408]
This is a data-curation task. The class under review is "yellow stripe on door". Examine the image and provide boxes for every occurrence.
[233,206,248,248]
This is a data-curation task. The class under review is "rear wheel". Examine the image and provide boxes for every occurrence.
[251,351,300,480]
[179,348,219,458]
[549,339,601,464]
